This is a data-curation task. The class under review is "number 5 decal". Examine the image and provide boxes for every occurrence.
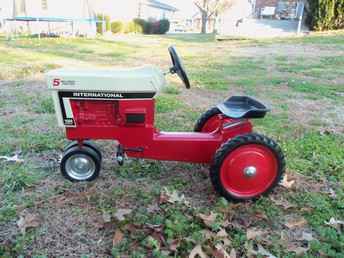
[53,79,61,87]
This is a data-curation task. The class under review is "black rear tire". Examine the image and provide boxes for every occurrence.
[194,107,221,132]
[210,133,285,201]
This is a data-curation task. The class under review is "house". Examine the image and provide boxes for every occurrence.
[96,0,178,22]
[255,0,299,19]
[216,0,306,38]
[3,0,97,37]
[139,0,178,20]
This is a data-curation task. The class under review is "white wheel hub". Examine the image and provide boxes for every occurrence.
[65,154,96,180]
[244,166,257,178]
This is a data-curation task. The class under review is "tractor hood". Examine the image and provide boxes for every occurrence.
[46,65,166,94]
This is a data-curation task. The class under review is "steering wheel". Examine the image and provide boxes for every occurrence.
[168,46,191,89]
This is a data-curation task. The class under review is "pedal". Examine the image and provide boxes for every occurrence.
[116,145,125,166]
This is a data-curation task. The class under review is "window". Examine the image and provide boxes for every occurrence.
[42,0,48,10]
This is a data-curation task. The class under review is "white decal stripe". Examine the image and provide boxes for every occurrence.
[63,98,74,120]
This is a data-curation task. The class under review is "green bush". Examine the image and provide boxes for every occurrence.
[157,19,170,34]
[111,21,123,34]
[132,19,170,34]
[96,14,111,34]
[133,18,147,33]
[306,0,344,31]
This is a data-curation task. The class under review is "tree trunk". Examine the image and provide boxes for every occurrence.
[201,11,207,33]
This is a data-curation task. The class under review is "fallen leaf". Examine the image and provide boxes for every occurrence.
[287,243,310,255]
[114,208,132,221]
[102,211,112,223]
[246,227,268,240]
[189,245,208,258]
[328,188,337,199]
[146,203,160,213]
[216,229,231,247]
[169,239,180,252]
[213,243,231,258]
[325,217,344,231]
[229,248,236,258]
[112,229,124,246]
[284,216,307,229]
[299,232,314,242]
[159,188,188,205]
[0,154,24,163]
[198,212,217,228]
[17,211,41,234]
[216,228,228,238]
[247,243,277,258]
[279,174,295,189]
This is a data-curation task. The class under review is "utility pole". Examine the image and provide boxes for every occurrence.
[138,1,142,18]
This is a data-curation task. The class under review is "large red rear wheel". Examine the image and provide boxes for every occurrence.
[210,133,285,201]
[194,107,232,133]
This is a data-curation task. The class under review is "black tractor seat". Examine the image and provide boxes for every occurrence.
[217,96,269,119]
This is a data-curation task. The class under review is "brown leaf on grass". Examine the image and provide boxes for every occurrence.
[246,227,268,240]
[213,243,231,258]
[254,211,268,220]
[198,212,217,228]
[247,242,277,258]
[229,248,236,258]
[284,216,307,229]
[114,208,132,221]
[216,229,231,247]
[216,228,228,238]
[112,229,124,246]
[169,239,180,252]
[279,174,295,189]
[189,244,208,258]
[17,210,41,234]
[159,188,188,205]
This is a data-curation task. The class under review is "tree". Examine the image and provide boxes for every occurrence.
[194,0,235,33]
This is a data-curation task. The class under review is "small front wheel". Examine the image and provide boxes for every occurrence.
[210,133,285,201]
[61,146,101,182]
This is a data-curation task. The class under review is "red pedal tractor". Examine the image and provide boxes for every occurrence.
[47,46,285,201]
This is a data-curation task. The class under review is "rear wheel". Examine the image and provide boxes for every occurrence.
[210,133,285,201]
[61,146,101,182]
[194,107,232,133]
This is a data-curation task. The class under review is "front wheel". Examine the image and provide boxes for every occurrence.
[61,146,101,182]
[210,133,285,201]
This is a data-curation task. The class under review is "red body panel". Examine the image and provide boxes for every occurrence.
[66,99,253,164]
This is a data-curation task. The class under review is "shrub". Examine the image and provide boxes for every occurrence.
[133,18,147,33]
[306,0,344,31]
[111,21,123,34]
[96,14,111,34]
[133,19,170,34]
[157,19,170,34]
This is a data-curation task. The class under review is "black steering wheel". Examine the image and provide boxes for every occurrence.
[168,46,191,89]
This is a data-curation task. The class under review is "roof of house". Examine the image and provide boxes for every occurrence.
[146,0,178,12]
